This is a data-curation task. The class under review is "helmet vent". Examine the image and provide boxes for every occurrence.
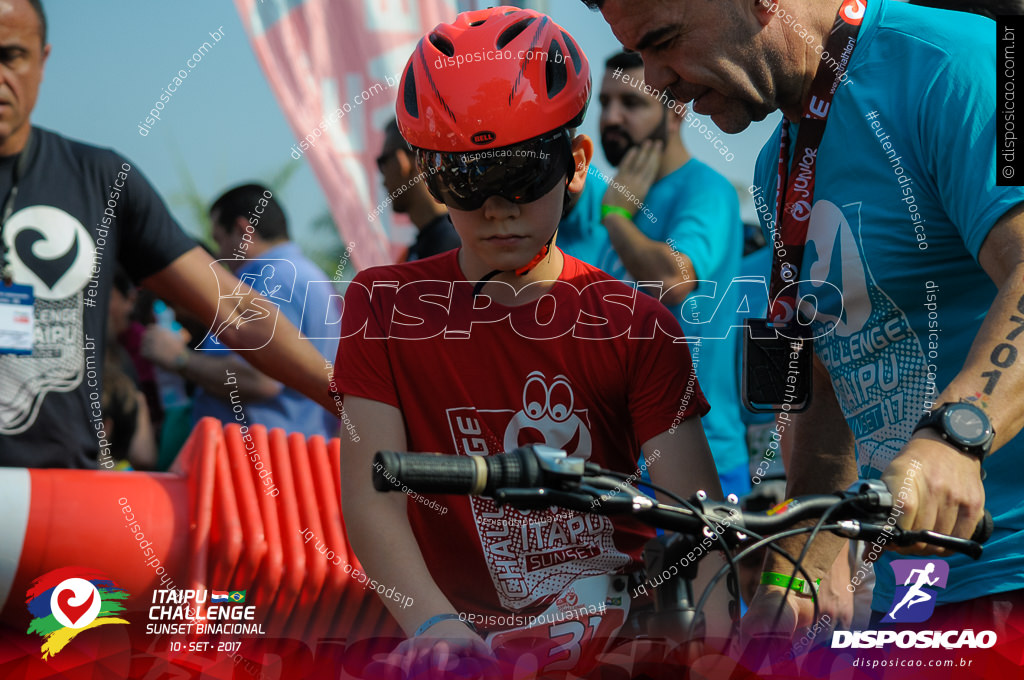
[561,31,582,76]
[469,19,486,27]
[429,32,455,57]
[403,65,419,118]
[496,17,536,49]
[545,40,568,98]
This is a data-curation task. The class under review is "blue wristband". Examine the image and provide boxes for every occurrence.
[414,613,476,637]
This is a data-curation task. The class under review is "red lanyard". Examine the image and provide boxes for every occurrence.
[767,0,866,324]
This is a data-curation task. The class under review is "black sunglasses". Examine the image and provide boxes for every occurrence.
[412,129,576,212]
[375,148,400,173]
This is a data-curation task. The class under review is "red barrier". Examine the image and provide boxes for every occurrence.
[0,418,402,650]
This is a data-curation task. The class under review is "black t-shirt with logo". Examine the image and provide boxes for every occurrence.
[0,127,195,468]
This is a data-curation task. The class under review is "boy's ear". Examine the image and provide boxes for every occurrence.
[568,134,593,194]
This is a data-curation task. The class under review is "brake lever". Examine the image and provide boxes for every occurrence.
[582,475,640,494]
[833,521,983,560]
[491,487,598,512]
[895,530,983,560]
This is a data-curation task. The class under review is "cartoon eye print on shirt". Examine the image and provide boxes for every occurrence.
[504,371,593,460]
[523,371,573,422]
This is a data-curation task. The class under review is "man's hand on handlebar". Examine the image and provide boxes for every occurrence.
[881,433,986,556]
[741,544,850,640]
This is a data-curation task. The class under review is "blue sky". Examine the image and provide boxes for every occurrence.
[32,1,781,261]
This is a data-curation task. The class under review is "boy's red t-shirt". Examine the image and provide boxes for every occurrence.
[335,250,709,621]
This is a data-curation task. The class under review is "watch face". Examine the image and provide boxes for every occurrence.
[944,404,991,446]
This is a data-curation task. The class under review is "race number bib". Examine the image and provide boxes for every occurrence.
[486,574,629,678]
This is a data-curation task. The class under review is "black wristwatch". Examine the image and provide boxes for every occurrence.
[913,402,994,461]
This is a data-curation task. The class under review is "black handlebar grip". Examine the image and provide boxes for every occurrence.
[372,447,545,496]
[372,451,481,494]
[971,510,994,544]
[480,447,543,494]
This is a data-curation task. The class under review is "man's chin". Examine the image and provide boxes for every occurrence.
[710,115,753,135]
[0,119,27,153]
[600,139,629,167]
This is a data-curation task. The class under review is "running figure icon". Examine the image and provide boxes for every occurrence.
[887,562,939,620]
[200,259,296,351]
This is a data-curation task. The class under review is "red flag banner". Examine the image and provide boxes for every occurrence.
[233,0,458,270]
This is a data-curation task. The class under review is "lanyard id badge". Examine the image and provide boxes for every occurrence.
[0,281,34,354]
[0,128,34,354]
[743,0,866,413]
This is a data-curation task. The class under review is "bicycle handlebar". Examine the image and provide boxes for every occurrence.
[372,445,992,558]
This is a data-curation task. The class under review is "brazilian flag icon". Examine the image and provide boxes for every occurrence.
[228,591,246,603]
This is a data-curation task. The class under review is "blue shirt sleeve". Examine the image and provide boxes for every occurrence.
[920,38,1024,259]
[662,165,740,281]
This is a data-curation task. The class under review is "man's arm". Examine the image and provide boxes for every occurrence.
[340,396,484,642]
[881,205,1024,551]
[140,247,335,412]
[601,141,695,303]
[140,325,282,401]
[743,354,858,635]
[603,211,696,304]
[127,391,158,470]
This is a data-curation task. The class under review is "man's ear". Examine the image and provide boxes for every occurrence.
[395,148,416,179]
[232,216,251,239]
[753,0,775,28]
[568,134,594,194]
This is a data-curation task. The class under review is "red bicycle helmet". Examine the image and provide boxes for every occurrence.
[397,6,590,152]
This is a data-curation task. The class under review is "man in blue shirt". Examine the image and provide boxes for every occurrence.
[583,0,1024,638]
[556,165,608,266]
[142,184,339,438]
[581,51,748,497]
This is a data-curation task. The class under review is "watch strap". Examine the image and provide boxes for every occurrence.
[913,402,993,461]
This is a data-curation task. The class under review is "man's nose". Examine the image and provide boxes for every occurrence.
[600,99,625,127]
[644,60,690,102]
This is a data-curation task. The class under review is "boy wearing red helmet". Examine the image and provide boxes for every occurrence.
[335,6,731,675]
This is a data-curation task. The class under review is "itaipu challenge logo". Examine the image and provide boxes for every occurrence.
[25,567,129,659]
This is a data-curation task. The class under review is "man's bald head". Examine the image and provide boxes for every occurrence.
[0,0,45,46]
[25,0,43,45]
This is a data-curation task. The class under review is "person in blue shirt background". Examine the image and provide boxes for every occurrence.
[579,50,748,498]
[556,164,608,265]
[142,183,340,439]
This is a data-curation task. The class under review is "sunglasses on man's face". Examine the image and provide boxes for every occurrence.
[413,129,576,212]
[376,149,400,173]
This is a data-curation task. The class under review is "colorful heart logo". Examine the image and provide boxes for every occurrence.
[56,588,95,626]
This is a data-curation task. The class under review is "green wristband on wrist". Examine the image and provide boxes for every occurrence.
[601,204,634,221]
[761,571,821,598]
